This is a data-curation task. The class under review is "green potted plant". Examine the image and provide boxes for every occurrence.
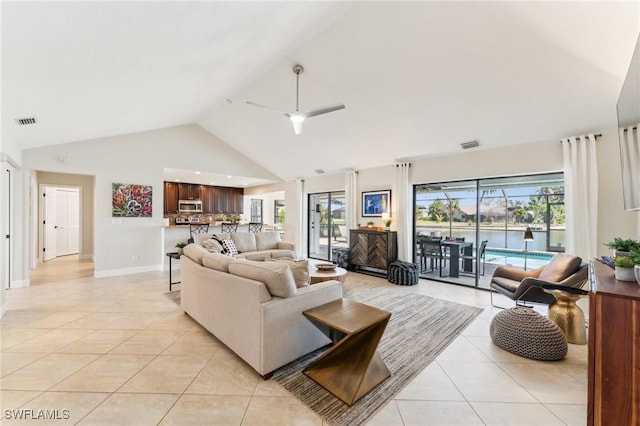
[630,248,640,286]
[175,241,187,256]
[384,219,392,230]
[366,221,374,228]
[605,237,640,258]
[614,255,636,281]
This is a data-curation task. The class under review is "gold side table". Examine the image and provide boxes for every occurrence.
[542,285,589,345]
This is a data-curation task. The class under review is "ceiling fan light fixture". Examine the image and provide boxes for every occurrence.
[290,115,305,135]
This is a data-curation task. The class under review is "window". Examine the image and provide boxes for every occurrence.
[274,200,285,227]
[250,199,262,223]
[414,172,564,289]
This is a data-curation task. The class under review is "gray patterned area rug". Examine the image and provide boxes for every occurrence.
[272,278,483,426]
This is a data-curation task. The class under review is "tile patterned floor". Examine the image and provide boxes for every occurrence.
[1,264,587,425]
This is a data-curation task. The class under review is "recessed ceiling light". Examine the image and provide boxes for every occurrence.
[227,175,232,179]
[175,179,180,182]
[243,183,247,186]
[195,171,201,175]
[210,182,214,185]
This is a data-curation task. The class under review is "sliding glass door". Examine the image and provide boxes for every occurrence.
[308,191,346,261]
[414,173,564,289]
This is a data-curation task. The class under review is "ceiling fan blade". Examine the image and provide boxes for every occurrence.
[246,101,286,114]
[303,103,346,119]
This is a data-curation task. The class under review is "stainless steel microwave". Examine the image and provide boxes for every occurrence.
[178,199,203,213]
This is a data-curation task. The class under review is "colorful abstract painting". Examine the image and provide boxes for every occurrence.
[112,183,152,217]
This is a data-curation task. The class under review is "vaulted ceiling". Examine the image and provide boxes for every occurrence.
[2,1,639,182]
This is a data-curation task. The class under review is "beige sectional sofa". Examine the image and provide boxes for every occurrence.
[193,231,294,260]
[181,244,343,377]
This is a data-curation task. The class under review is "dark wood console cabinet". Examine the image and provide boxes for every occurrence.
[587,260,640,426]
[349,230,397,275]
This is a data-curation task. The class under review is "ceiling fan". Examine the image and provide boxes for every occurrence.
[246,64,345,135]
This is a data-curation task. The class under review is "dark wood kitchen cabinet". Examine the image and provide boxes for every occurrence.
[178,183,202,200]
[349,230,397,275]
[164,182,179,214]
[230,187,244,213]
[164,182,244,215]
[201,185,216,214]
[216,187,230,213]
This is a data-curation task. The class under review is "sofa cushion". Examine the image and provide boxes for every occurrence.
[202,252,235,272]
[221,239,239,256]
[265,257,310,288]
[539,254,582,282]
[231,232,258,253]
[228,260,297,298]
[183,244,209,265]
[255,231,281,251]
[267,249,296,259]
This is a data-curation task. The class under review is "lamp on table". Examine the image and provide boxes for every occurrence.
[523,227,534,271]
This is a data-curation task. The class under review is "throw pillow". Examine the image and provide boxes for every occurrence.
[221,239,239,256]
[210,235,227,254]
[265,257,310,287]
[201,238,223,253]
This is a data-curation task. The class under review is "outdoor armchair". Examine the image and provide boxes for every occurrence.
[490,253,588,308]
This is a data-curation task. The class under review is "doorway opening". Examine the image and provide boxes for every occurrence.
[308,191,347,261]
[34,184,93,285]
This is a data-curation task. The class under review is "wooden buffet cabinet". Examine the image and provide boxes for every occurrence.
[349,229,397,275]
[587,260,640,426]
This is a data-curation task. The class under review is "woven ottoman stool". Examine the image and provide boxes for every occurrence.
[490,307,567,361]
[388,261,419,285]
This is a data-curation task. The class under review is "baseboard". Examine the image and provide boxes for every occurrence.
[9,279,30,288]
[79,254,95,261]
[163,263,181,272]
[94,264,162,278]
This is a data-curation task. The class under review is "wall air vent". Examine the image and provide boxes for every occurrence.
[15,117,37,126]
[461,140,480,150]
[315,169,325,174]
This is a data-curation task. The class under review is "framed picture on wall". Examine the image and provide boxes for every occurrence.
[362,190,391,217]
[112,183,153,217]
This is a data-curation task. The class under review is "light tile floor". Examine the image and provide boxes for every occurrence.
[1,267,587,425]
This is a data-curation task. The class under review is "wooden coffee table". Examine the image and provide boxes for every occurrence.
[302,298,391,406]
[309,264,347,284]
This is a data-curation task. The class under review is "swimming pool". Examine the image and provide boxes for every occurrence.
[485,248,554,269]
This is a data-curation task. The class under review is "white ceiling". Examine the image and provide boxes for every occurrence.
[3,1,639,183]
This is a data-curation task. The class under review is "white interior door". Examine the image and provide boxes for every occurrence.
[1,164,13,289]
[43,187,57,261]
[55,189,79,256]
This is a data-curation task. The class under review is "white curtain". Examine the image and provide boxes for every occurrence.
[561,134,598,260]
[344,170,358,240]
[291,179,305,258]
[619,125,640,211]
[393,162,412,261]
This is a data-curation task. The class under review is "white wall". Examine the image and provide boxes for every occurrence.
[283,132,639,260]
[18,124,281,280]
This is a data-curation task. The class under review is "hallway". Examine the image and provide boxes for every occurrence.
[30,255,94,286]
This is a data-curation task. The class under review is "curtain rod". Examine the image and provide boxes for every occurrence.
[622,126,638,132]
[559,134,602,143]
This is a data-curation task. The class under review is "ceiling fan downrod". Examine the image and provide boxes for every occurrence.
[293,64,304,112]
